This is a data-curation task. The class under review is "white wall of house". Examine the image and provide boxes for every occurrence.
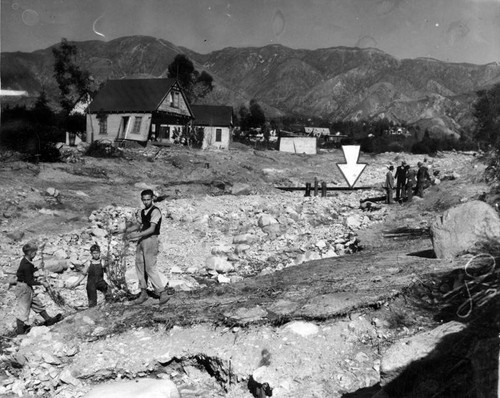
[86,113,152,143]
[201,126,231,150]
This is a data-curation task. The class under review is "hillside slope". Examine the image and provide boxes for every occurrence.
[2,36,500,133]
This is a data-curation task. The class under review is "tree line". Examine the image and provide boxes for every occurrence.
[1,37,499,159]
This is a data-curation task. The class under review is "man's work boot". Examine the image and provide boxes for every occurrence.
[49,313,63,325]
[16,319,29,335]
[159,287,175,305]
[133,289,149,305]
[40,311,62,326]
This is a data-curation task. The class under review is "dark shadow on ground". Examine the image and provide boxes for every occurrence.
[343,260,499,398]
[406,249,436,258]
[342,384,381,397]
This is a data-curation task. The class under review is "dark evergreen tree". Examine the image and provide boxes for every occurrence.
[239,104,250,131]
[167,54,214,103]
[52,38,92,114]
[248,99,266,128]
[474,83,500,148]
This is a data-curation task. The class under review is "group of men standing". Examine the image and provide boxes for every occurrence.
[384,160,431,204]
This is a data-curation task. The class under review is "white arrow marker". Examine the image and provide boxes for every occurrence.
[336,145,367,188]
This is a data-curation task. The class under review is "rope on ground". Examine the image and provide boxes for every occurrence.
[456,253,497,319]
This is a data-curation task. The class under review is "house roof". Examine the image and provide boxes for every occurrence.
[88,78,177,113]
[191,105,233,126]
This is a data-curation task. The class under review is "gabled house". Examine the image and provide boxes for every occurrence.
[190,105,233,150]
[86,78,193,144]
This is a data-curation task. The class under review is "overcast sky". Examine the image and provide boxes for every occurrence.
[1,0,500,64]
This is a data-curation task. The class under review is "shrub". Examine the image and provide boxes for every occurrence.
[85,140,123,158]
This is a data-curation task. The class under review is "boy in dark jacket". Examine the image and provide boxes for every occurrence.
[15,242,62,335]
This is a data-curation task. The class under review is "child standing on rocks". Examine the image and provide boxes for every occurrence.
[69,244,110,307]
[15,242,62,335]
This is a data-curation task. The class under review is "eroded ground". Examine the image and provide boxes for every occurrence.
[0,145,492,397]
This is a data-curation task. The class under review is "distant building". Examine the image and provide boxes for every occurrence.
[86,78,193,144]
[387,126,411,136]
[324,131,348,145]
[304,127,331,137]
[190,105,233,150]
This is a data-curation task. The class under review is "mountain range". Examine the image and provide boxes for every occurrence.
[2,35,500,138]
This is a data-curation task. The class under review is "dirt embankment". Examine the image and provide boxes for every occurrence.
[0,146,494,398]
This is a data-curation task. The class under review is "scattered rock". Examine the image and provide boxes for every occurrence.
[83,378,180,398]
[46,187,60,197]
[258,214,278,228]
[232,234,255,245]
[44,258,69,273]
[230,183,252,196]
[90,227,108,238]
[59,368,81,387]
[345,215,362,229]
[284,321,319,337]
[6,230,24,241]
[205,256,234,273]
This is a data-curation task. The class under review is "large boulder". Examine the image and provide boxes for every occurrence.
[430,200,500,259]
[83,378,180,398]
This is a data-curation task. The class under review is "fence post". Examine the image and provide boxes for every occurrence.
[321,182,327,197]
[314,177,319,196]
[305,182,311,197]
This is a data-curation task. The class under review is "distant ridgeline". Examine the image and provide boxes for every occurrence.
[2,35,500,137]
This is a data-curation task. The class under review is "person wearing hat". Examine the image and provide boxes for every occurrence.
[15,242,62,334]
[394,160,408,203]
[404,164,416,203]
[416,161,430,198]
[383,165,395,204]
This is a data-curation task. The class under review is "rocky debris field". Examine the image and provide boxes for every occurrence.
[0,145,496,398]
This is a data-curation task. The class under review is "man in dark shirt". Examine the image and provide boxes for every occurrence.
[405,165,417,203]
[125,189,166,304]
[15,242,61,334]
[416,161,431,198]
[394,161,407,202]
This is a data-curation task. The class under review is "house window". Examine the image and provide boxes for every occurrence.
[169,91,180,108]
[98,118,107,135]
[132,116,142,134]
[215,129,222,142]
